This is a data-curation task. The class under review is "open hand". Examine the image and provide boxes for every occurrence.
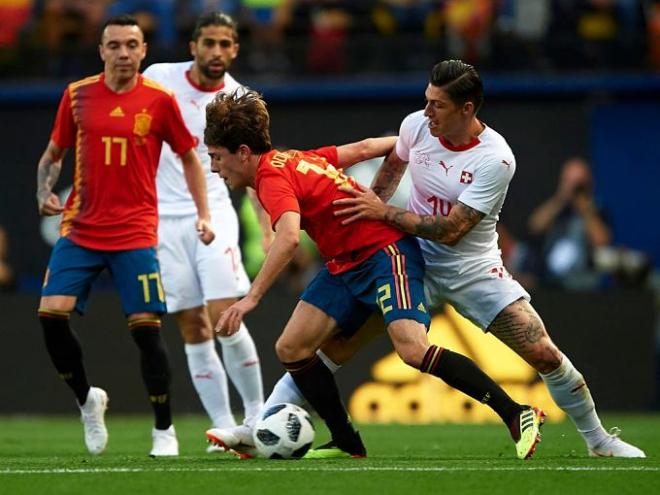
[332,186,388,225]
[215,295,259,336]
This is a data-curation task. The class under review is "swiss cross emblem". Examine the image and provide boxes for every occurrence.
[460,171,473,184]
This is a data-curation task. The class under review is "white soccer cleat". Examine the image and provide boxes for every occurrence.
[79,387,109,455]
[588,427,646,458]
[206,424,257,459]
[150,425,179,457]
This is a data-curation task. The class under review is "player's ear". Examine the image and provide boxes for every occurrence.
[231,43,240,60]
[98,43,105,62]
[141,42,148,61]
[189,40,197,58]
[463,100,474,116]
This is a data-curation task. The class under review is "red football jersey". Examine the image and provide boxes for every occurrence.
[50,73,195,250]
[255,146,404,274]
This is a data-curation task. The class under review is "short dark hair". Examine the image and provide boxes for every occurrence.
[102,14,141,33]
[430,60,484,113]
[205,89,272,154]
[192,12,238,42]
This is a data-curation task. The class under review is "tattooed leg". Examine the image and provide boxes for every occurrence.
[487,298,561,374]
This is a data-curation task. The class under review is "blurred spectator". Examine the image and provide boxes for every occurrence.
[242,0,294,73]
[648,0,660,69]
[444,0,495,63]
[0,225,16,291]
[41,0,109,49]
[495,0,551,69]
[0,0,33,48]
[304,0,354,74]
[528,157,611,290]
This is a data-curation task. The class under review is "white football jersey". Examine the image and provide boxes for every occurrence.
[396,110,516,264]
[143,62,242,216]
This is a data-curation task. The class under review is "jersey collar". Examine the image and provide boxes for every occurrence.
[185,70,226,92]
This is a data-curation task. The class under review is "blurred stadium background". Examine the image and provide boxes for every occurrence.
[0,0,658,423]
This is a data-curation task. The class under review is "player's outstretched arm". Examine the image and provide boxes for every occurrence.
[334,188,484,246]
[335,136,397,169]
[180,148,215,245]
[36,140,66,216]
[216,211,301,335]
[370,148,408,203]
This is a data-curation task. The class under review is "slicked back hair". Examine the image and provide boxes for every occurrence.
[101,14,141,39]
[430,60,484,114]
[192,11,238,42]
[205,89,272,154]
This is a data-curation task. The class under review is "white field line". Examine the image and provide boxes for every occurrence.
[1,466,659,475]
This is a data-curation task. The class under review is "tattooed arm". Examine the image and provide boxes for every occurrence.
[370,147,408,203]
[334,186,484,246]
[36,140,66,216]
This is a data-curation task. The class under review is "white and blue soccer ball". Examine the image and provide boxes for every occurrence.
[253,403,315,459]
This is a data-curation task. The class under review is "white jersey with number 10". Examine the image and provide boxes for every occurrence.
[396,110,516,265]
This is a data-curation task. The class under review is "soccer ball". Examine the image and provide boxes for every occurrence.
[253,403,315,459]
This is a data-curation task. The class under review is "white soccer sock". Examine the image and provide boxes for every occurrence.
[184,340,236,429]
[249,351,343,429]
[540,353,608,448]
[218,323,264,424]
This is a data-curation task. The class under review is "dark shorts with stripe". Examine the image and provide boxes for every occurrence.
[42,237,167,316]
[300,235,430,337]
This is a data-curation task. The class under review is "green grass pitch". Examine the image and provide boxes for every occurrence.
[1,414,659,494]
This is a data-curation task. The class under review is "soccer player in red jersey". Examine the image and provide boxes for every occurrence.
[203,90,543,459]
[35,15,215,457]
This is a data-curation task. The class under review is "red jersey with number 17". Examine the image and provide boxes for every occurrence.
[255,146,404,274]
[50,73,195,251]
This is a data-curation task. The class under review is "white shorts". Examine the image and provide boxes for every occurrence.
[423,257,530,331]
[158,203,250,313]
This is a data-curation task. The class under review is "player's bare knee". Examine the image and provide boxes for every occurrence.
[275,336,310,363]
[529,341,562,374]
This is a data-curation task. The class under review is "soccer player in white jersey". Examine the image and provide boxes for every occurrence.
[331,60,645,458]
[208,60,645,460]
[142,12,263,445]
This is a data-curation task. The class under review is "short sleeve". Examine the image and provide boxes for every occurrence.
[50,88,76,149]
[395,113,416,162]
[256,167,300,230]
[308,146,338,166]
[458,156,516,215]
[160,94,195,155]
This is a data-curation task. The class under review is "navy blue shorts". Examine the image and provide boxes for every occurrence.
[42,237,167,316]
[301,236,430,337]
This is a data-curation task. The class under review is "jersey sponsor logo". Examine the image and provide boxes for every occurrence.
[133,110,152,137]
[460,170,473,184]
[109,106,125,117]
[439,160,454,176]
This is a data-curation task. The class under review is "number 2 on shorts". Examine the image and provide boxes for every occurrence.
[377,283,393,315]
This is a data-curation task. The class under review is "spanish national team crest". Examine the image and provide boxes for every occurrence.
[460,170,473,184]
[133,110,152,137]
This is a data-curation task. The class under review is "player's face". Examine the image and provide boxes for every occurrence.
[191,26,239,82]
[208,145,248,190]
[99,25,146,81]
[423,84,471,138]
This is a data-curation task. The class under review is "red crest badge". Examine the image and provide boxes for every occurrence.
[460,171,473,184]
